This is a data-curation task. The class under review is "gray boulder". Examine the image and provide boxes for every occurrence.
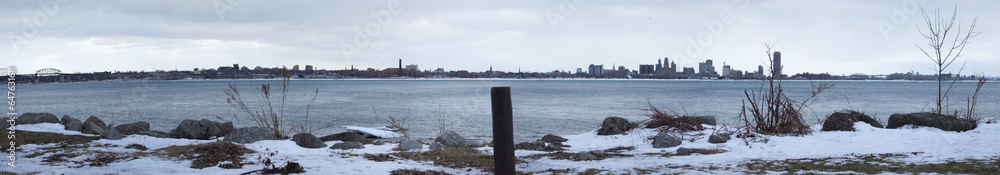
[319,132,373,144]
[18,113,60,124]
[60,115,83,131]
[169,119,210,139]
[429,142,444,151]
[223,127,278,144]
[822,111,883,132]
[1,117,10,130]
[397,139,423,151]
[82,116,107,135]
[435,130,472,147]
[292,133,327,148]
[137,130,170,138]
[708,134,730,144]
[210,120,235,137]
[101,124,124,140]
[696,116,717,126]
[887,112,977,132]
[515,141,548,151]
[199,119,222,137]
[330,142,364,150]
[597,116,635,135]
[578,151,597,160]
[651,132,681,148]
[540,134,567,143]
[169,119,232,140]
[115,122,150,135]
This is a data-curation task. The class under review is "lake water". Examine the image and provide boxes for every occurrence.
[15,79,1000,143]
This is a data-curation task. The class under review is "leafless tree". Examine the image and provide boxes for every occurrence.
[914,5,980,114]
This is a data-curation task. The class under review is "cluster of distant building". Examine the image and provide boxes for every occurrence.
[588,52,783,79]
[6,52,993,83]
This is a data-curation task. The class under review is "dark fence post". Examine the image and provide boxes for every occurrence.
[491,87,515,174]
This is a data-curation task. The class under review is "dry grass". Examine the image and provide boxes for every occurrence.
[390,169,453,175]
[0,130,98,147]
[740,154,999,174]
[391,147,494,172]
[364,153,396,162]
[156,141,255,169]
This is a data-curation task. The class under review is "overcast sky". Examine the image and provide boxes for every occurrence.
[2,0,997,76]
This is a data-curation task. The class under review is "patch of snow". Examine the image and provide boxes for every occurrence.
[6,121,1000,174]
[343,125,402,139]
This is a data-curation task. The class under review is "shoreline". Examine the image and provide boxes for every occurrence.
[4,119,999,174]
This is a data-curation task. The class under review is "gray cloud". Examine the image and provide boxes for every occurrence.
[1,0,997,76]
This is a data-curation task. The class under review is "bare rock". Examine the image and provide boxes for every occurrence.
[822,111,883,132]
[60,115,83,131]
[115,122,150,135]
[18,113,60,124]
[292,133,327,148]
[887,112,976,132]
[597,116,635,135]
[397,139,423,151]
[330,142,364,150]
[540,134,567,143]
[319,132,373,144]
[223,127,278,144]
[82,116,107,135]
[651,132,681,148]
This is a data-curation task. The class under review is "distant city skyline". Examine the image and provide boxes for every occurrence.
[2,1,998,76]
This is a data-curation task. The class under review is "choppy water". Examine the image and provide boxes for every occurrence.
[15,79,1000,143]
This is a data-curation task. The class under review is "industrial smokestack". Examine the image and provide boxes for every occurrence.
[398,59,402,76]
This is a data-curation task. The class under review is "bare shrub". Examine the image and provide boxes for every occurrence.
[291,88,335,135]
[373,107,411,139]
[960,74,987,123]
[225,68,292,139]
[739,41,832,137]
[437,105,449,136]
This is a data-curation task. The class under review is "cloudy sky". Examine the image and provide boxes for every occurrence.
[2,0,997,76]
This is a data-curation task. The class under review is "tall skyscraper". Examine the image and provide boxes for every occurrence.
[656,59,662,73]
[773,51,782,77]
[588,64,603,76]
[698,59,716,75]
[722,63,731,78]
[758,65,764,77]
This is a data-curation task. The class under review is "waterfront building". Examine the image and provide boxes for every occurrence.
[656,59,662,73]
[698,59,716,75]
[758,65,764,77]
[773,51,782,77]
[639,64,655,75]
[588,64,604,76]
[722,63,731,78]
[682,67,695,77]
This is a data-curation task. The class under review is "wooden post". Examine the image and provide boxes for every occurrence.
[491,87,515,174]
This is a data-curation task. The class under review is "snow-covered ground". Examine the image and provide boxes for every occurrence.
[5,120,1000,174]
